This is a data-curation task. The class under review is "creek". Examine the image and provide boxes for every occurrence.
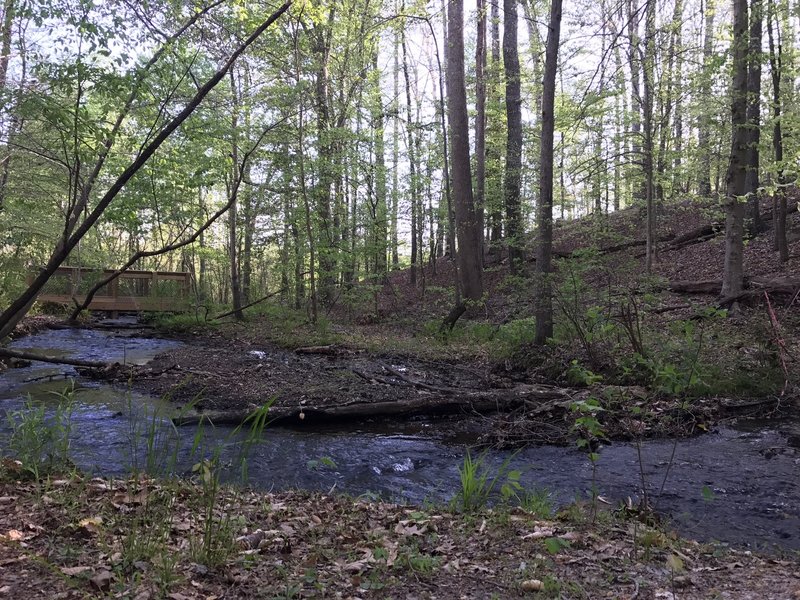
[0,325,798,553]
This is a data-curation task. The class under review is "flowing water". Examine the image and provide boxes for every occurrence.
[1,325,798,553]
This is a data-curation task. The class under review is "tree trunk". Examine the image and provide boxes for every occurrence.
[656,0,683,201]
[744,0,763,232]
[487,0,503,245]
[722,0,749,298]
[0,0,15,212]
[642,0,657,271]
[534,0,562,345]
[627,0,643,204]
[766,0,788,263]
[475,0,487,261]
[391,20,400,270]
[371,53,388,277]
[697,0,716,197]
[503,0,524,273]
[401,10,419,286]
[312,12,337,306]
[228,70,244,320]
[446,0,483,302]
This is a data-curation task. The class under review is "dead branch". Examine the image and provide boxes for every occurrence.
[0,348,108,369]
[212,288,286,321]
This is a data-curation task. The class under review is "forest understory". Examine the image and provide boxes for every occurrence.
[12,192,797,449]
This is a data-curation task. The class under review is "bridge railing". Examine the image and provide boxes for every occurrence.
[32,266,191,313]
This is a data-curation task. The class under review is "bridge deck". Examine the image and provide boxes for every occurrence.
[33,267,191,313]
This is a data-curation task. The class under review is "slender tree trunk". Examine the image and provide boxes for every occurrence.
[503,0,524,273]
[312,14,336,306]
[0,0,14,212]
[766,0,788,263]
[642,0,657,271]
[627,0,643,204]
[722,0,749,298]
[657,0,683,201]
[534,0,562,345]
[401,10,419,286]
[198,190,207,297]
[446,0,483,302]
[744,0,763,231]
[697,0,716,197]
[673,4,685,194]
[228,71,244,319]
[488,0,503,244]
[475,0,487,260]
[391,21,400,270]
[371,54,388,277]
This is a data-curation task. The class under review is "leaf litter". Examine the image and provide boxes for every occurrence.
[0,476,798,598]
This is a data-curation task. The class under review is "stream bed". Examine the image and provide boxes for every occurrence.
[1,326,798,553]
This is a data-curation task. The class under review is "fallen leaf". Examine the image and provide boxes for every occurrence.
[90,570,113,592]
[521,579,543,592]
[60,566,93,577]
[78,516,103,535]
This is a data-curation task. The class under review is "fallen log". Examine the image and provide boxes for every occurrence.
[295,345,340,356]
[172,384,574,426]
[667,279,727,294]
[0,347,108,369]
[666,275,800,302]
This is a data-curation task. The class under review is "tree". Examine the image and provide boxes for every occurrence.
[722,0,749,299]
[766,0,788,263]
[475,0,487,262]
[0,1,292,340]
[744,0,762,232]
[697,0,716,197]
[503,0,524,273]
[446,0,483,304]
[534,0,562,345]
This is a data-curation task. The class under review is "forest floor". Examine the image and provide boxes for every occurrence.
[79,194,800,447]
[1,471,799,600]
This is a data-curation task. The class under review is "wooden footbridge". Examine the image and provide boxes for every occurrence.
[33,266,191,314]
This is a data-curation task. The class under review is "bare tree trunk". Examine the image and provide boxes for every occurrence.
[744,0,763,232]
[642,0,657,271]
[657,0,683,201]
[371,53,388,277]
[722,0,749,298]
[488,0,503,245]
[0,0,15,212]
[446,0,483,302]
[475,0,487,261]
[504,0,524,273]
[312,9,337,306]
[401,9,419,286]
[534,0,562,345]
[673,2,685,194]
[228,70,244,320]
[627,0,643,204]
[391,19,400,270]
[766,0,788,263]
[697,0,716,197]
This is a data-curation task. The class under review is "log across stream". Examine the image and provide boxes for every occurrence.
[0,326,798,552]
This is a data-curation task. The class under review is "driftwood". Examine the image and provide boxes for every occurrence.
[0,347,108,369]
[172,383,574,426]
